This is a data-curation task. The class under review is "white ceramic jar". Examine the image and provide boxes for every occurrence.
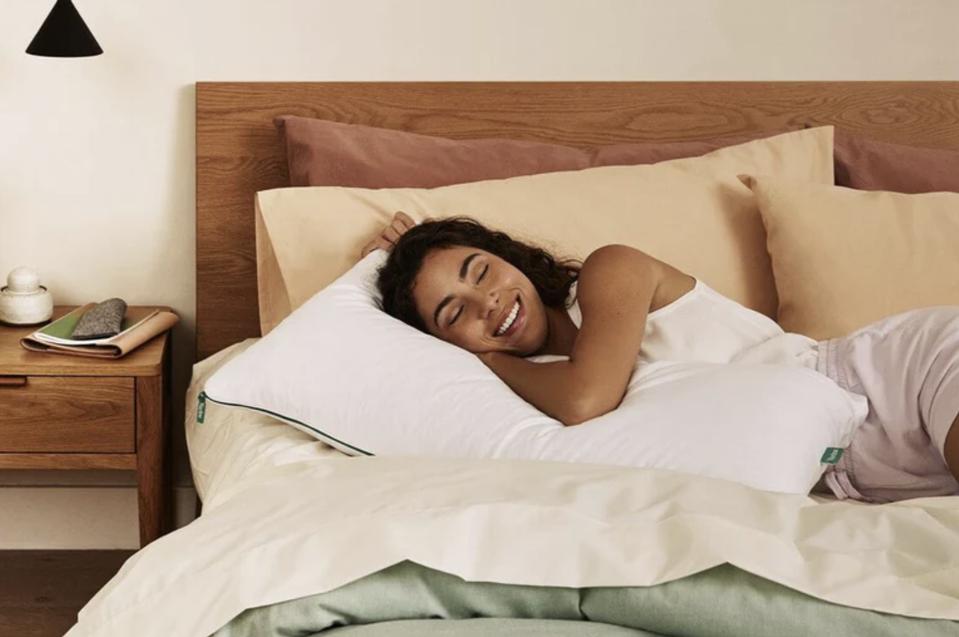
[0,267,54,325]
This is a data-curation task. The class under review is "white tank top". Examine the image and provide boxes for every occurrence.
[566,279,819,368]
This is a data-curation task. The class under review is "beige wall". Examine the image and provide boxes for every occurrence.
[1,0,957,548]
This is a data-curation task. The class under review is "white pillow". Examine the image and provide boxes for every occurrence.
[204,252,868,495]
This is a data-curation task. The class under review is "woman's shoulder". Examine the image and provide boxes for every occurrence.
[582,244,653,266]
[580,245,695,313]
[579,245,661,283]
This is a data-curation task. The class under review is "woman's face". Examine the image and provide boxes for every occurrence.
[412,246,549,355]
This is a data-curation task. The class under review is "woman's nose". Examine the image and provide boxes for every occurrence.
[483,289,500,318]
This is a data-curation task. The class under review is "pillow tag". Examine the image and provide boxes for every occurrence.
[820,447,843,465]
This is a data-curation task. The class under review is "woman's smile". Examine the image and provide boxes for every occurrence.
[494,295,524,339]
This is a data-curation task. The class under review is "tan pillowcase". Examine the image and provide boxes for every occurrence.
[745,175,959,340]
[256,127,835,334]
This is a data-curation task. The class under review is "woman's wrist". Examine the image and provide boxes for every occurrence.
[477,351,523,376]
[476,351,501,367]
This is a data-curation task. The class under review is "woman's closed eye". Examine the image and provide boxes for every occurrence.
[442,261,489,328]
[447,264,487,327]
[449,305,464,327]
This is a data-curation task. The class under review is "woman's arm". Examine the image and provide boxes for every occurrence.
[479,244,661,426]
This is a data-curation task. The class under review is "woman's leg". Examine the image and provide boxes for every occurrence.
[945,412,959,482]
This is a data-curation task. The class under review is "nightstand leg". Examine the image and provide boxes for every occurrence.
[136,375,168,547]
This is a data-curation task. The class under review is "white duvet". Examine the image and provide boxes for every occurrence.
[63,342,959,636]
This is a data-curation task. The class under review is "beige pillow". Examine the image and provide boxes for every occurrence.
[256,127,835,334]
[745,175,959,339]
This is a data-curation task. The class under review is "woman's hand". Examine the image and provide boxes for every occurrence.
[475,351,499,368]
[361,211,417,257]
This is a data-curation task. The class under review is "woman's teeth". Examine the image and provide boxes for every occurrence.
[495,300,520,336]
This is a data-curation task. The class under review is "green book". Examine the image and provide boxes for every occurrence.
[37,306,88,340]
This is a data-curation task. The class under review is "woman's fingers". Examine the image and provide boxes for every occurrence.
[361,212,417,257]
[383,226,402,244]
[389,212,415,240]
[361,237,392,257]
[394,211,416,230]
[390,219,409,237]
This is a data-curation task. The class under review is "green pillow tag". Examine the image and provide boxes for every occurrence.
[197,391,207,424]
[820,447,844,465]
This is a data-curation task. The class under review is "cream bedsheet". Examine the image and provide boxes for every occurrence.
[66,341,956,637]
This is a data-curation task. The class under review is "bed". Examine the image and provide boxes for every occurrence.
[66,82,959,636]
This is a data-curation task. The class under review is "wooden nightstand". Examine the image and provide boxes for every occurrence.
[0,307,172,547]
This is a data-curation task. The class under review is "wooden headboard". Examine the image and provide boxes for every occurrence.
[196,81,959,360]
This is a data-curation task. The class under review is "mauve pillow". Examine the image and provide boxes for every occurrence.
[278,116,959,195]
[276,116,588,188]
[275,115,784,188]
[833,129,959,193]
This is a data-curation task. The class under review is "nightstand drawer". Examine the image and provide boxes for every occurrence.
[0,376,135,452]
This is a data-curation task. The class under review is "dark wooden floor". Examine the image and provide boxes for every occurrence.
[0,551,134,637]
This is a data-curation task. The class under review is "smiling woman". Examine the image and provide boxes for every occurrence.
[375,215,681,425]
[371,210,959,501]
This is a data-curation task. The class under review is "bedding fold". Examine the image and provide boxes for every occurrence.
[66,455,959,637]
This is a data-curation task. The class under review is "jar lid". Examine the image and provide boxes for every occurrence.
[3,267,43,296]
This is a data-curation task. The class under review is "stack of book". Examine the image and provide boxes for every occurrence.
[21,305,178,359]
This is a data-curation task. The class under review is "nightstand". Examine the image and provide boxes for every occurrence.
[0,307,172,547]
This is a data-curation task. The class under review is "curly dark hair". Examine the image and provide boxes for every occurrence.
[377,217,580,332]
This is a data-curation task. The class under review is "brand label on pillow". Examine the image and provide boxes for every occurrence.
[197,392,207,424]
[820,447,844,465]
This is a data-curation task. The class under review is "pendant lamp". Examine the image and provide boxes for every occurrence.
[26,0,103,57]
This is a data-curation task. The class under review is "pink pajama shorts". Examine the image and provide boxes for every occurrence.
[811,306,959,503]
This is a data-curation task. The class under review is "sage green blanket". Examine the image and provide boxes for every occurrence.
[322,618,659,635]
[214,561,959,636]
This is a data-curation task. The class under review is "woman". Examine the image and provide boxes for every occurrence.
[365,212,959,503]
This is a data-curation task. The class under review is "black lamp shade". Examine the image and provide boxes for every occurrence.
[26,0,103,57]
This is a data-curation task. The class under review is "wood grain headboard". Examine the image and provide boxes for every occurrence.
[196,81,959,360]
